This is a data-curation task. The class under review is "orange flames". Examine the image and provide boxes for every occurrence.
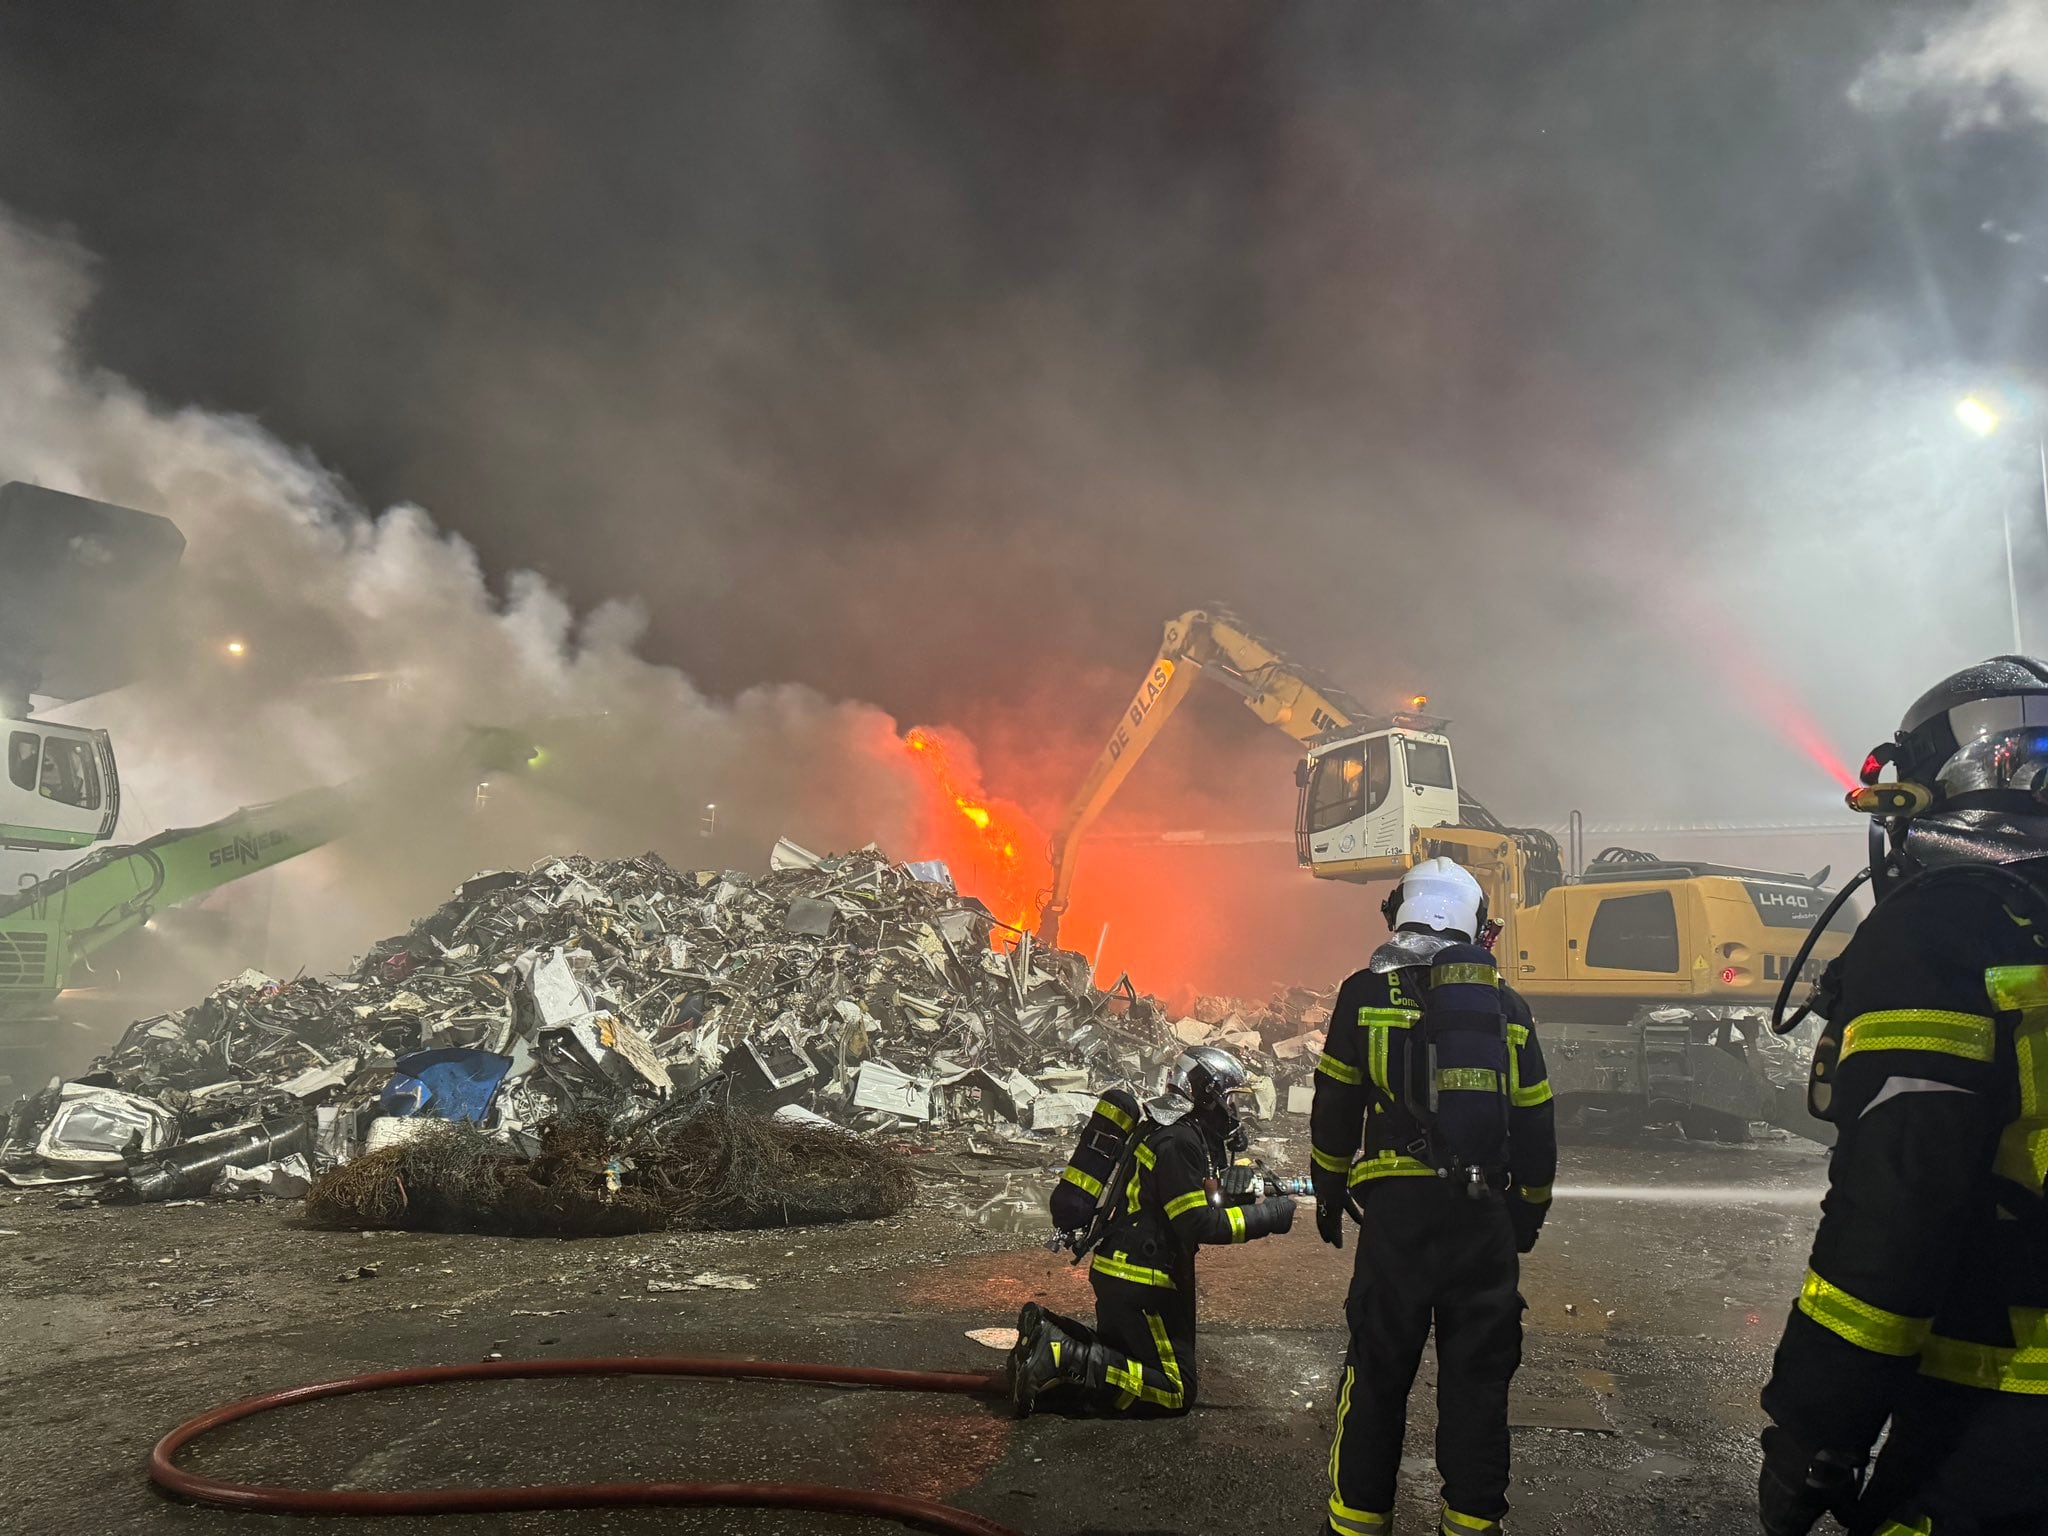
[901,728,1047,939]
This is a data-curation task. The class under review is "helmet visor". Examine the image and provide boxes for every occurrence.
[1936,727,2048,798]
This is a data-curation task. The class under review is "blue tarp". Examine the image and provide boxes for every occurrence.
[379,1048,515,1123]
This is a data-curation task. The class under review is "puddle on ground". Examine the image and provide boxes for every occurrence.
[969,1172,1054,1235]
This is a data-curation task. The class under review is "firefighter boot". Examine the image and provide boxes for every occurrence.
[1010,1314,1090,1418]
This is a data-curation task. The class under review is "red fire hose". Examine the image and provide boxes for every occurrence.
[150,1354,1024,1535]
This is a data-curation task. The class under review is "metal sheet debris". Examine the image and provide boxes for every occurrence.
[2,844,1340,1205]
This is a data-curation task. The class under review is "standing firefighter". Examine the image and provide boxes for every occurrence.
[1759,657,2048,1536]
[1009,1045,1297,1416]
[1311,857,1557,1536]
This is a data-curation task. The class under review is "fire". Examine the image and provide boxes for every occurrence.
[900,728,1048,939]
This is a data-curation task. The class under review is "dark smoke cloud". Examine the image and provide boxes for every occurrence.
[1,2,2045,989]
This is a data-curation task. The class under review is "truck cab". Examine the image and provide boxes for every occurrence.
[1296,724,1462,879]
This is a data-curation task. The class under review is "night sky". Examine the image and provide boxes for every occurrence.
[2,2,2043,828]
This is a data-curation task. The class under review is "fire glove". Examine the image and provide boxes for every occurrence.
[1316,1200,1346,1249]
[1757,1427,1861,1536]
[1244,1193,1296,1239]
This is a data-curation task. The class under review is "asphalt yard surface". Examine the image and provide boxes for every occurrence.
[0,1137,1827,1534]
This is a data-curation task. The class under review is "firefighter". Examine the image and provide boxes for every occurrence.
[1312,857,1557,1536]
[1010,1044,1296,1416]
[1759,657,2048,1536]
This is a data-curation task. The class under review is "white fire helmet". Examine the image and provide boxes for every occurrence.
[1392,856,1485,939]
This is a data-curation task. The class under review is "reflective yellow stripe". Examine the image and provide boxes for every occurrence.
[1356,1009,1418,1099]
[1872,1518,1932,1536]
[1104,1312,1185,1408]
[1059,1165,1103,1198]
[1430,963,1500,989]
[1126,1168,1142,1215]
[1995,1010,2048,1193]
[1987,964,2048,1011]
[1840,1010,1996,1064]
[1436,1067,1501,1093]
[1508,1027,1551,1105]
[1093,1096,1136,1132]
[1795,1267,1931,1357]
[1317,1052,1364,1086]
[1133,1142,1156,1169]
[1357,1007,1419,1027]
[1919,1307,2048,1395]
[1518,1184,1552,1205]
[1145,1311,1184,1407]
[1440,1504,1501,1534]
[1311,1145,1353,1174]
[1328,1504,1388,1535]
[1327,1365,1353,1511]
[1348,1150,1437,1185]
[1226,1204,1247,1242]
[1091,1250,1177,1289]
[1164,1189,1208,1219]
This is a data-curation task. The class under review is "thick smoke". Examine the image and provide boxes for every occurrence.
[2,6,2045,1007]
[1852,0,2048,131]
[0,208,952,981]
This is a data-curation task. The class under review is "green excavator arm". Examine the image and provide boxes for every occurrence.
[0,724,546,1028]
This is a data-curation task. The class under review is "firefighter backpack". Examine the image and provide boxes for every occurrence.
[1049,1088,1141,1235]
[1412,943,1512,1171]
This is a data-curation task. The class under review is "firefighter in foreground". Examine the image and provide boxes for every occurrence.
[1312,857,1557,1536]
[1759,657,2048,1536]
[1009,1045,1297,1415]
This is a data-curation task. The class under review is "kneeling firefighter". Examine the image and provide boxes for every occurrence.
[1759,657,2048,1536]
[1312,857,1557,1536]
[1010,1044,1297,1416]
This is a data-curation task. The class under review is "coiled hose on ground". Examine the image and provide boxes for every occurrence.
[150,1354,1023,1535]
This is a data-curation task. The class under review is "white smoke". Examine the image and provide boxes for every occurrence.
[0,208,941,975]
[1851,0,2048,132]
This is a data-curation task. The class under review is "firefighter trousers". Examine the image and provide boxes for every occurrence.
[1326,1178,1522,1536]
[1848,1377,2048,1535]
[1041,1266,1199,1417]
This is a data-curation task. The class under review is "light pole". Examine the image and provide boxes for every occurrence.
[1956,393,2040,654]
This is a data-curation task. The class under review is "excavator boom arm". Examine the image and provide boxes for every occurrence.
[1037,609,1369,944]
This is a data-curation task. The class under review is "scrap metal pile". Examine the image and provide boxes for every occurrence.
[2,843,1334,1204]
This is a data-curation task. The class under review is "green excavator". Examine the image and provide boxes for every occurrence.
[0,481,548,1089]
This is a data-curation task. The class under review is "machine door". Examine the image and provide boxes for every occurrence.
[1300,731,1405,868]
[1563,887,1688,992]
[1,722,118,851]
[1394,732,1462,837]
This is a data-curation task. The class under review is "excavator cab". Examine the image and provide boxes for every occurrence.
[1296,725,1462,878]
[0,723,119,851]
[0,481,182,856]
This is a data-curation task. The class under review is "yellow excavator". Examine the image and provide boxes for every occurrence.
[1039,607,1852,1139]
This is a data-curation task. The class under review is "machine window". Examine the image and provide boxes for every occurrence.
[7,732,38,792]
[1585,891,1679,972]
[1402,738,1454,789]
[38,737,100,810]
[1364,735,1391,814]
[1308,746,1365,834]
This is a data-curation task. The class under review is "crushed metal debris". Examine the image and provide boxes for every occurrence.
[0,845,1334,1223]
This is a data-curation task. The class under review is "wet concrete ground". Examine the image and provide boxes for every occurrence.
[0,1137,1828,1534]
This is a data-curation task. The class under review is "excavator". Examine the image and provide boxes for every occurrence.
[0,482,556,1093]
[1038,608,1853,1140]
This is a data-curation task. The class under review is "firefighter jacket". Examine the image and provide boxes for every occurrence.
[1762,867,2048,1457]
[1309,960,1557,1240]
[1087,1114,1288,1292]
